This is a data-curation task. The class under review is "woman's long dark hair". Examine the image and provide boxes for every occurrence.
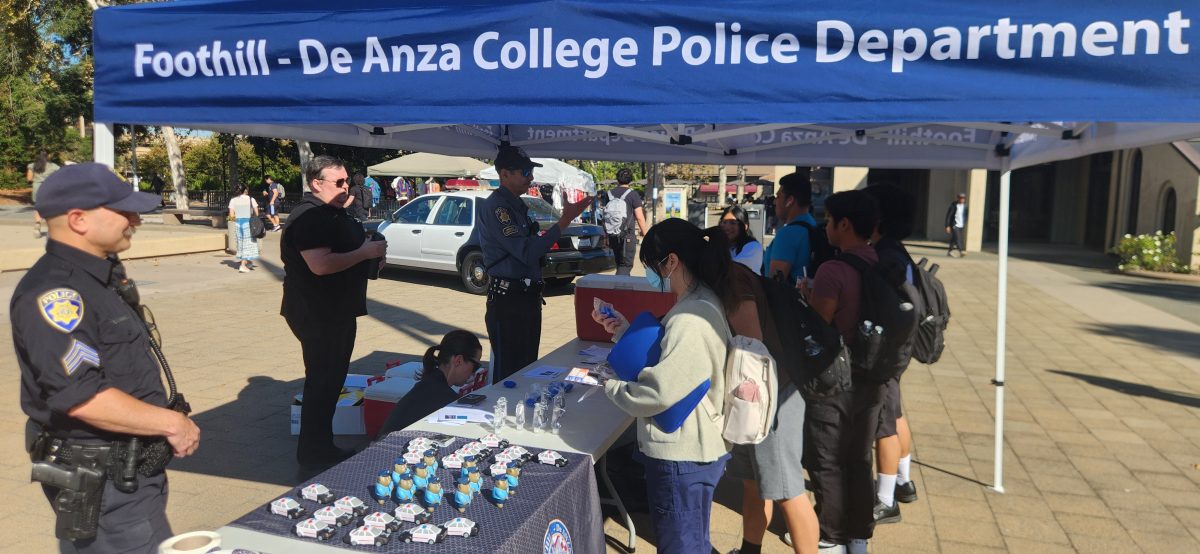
[639,218,738,312]
[720,205,756,255]
[33,150,48,173]
[418,330,482,381]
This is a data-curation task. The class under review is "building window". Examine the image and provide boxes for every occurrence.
[1162,187,1177,235]
[1127,150,1142,235]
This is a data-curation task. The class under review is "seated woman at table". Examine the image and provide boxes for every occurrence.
[376,330,483,439]
[592,218,735,554]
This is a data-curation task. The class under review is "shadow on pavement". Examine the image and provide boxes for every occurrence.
[1048,369,1200,409]
[913,460,991,488]
[1095,280,1200,309]
[1082,323,1200,359]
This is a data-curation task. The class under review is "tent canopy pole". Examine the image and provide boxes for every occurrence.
[992,164,1011,494]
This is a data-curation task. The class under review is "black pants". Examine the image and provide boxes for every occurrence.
[44,473,172,554]
[287,316,357,454]
[948,226,964,254]
[485,281,542,383]
[609,231,637,276]
[804,381,886,544]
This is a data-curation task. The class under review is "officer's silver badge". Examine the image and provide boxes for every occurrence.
[38,288,84,333]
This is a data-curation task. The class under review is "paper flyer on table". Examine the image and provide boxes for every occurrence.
[523,365,567,379]
[578,345,610,358]
[426,406,494,425]
[564,367,602,386]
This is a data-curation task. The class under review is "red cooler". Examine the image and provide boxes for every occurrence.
[574,274,676,341]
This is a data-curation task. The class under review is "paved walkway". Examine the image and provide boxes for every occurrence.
[1,226,1198,552]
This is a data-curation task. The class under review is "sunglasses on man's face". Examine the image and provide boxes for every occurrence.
[318,177,350,188]
[521,168,533,178]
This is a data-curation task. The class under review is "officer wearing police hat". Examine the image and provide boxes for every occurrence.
[12,163,200,553]
[479,146,592,383]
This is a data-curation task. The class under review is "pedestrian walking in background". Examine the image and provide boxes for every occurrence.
[227,184,260,273]
[944,193,967,257]
[720,205,764,275]
[347,174,369,220]
[26,149,61,237]
[594,218,736,554]
[601,168,649,276]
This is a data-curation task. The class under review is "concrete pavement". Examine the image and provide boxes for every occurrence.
[1,224,1198,552]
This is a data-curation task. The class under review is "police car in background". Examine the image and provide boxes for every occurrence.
[369,190,615,294]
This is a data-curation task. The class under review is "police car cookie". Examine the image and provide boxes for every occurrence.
[334,495,368,516]
[538,450,569,467]
[300,483,334,504]
[360,511,401,533]
[293,518,336,541]
[313,506,354,527]
[343,524,390,547]
[267,497,306,519]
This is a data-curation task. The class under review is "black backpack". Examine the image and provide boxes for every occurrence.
[908,257,951,364]
[757,272,852,400]
[840,253,919,383]
[786,220,837,276]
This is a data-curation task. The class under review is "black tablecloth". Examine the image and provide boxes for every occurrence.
[230,431,603,553]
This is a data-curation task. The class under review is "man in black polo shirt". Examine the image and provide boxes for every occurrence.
[281,155,387,467]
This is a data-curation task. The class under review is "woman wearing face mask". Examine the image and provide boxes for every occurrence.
[592,218,737,554]
[720,205,763,275]
[376,330,483,439]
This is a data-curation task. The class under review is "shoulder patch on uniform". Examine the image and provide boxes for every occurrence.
[38,288,84,333]
[61,338,100,376]
[495,207,513,224]
[502,225,520,237]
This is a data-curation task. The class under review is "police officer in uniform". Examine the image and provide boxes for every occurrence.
[478,146,592,383]
[12,163,200,553]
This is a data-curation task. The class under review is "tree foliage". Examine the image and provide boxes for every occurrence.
[0,0,100,187]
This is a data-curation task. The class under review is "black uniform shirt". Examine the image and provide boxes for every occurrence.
[477,186,560,281]
[11,240,166,440]
[380,368,460,436]
[280,195,369,325]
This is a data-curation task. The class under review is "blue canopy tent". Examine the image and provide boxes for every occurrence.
[94,0,1200,509]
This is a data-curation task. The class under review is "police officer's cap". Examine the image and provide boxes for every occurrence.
[36,163,162,218]
[494,146,543,171]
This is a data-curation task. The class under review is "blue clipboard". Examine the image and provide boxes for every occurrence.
[608,311,711,433]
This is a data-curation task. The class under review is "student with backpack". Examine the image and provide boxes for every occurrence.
[591,219,734,554]
[602,168,649,275]
[763,173,831,283]
[798,190,885,554]
[863,184,922,524]
[725,259,820,554]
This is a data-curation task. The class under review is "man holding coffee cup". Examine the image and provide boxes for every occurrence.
[280,155,386,468]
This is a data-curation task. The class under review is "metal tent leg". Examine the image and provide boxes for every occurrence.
[597,454,636,552]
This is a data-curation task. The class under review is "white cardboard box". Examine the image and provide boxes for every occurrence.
[289,374,376,436]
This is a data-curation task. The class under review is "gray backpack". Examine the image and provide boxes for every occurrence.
[603,189,631,235]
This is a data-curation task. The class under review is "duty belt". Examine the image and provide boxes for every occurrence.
[32,435,172,480]
[488,277,544,296]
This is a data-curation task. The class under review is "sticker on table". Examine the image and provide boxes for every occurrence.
[543,519,573,553]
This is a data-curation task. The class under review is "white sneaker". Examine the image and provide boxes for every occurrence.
[818,540,846,553]
[238,266,250,273]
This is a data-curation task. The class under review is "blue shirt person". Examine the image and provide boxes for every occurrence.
[763,212,816,283]
[763,172,818,283]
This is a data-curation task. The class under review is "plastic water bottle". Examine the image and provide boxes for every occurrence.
[874,325,884,336]
[860,320,874,336]
[514,400,528,429]
[532,398,548,433]
[493,397,507,434]
[899,302,914,312]
[804,335,824,357]
[551,405,565,434]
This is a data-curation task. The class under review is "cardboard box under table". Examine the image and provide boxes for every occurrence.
[573,274,675,341]
[219,430,601,553]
